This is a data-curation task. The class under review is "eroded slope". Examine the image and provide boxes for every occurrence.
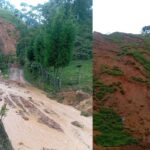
[0,68,92,150]
[0,17,18,54]
[93,32,150,150]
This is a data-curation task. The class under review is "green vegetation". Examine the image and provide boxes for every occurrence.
[24,60,92,93]
[81,111,91,117]
[61,60,92,92]
[118,47,150,77]
[131,76,150,89]
[129,51,150,74]
[94,107,137,147]
[101,65,124,76]
[0,104,8,121]
[16,0,92,92]
[94,80,117,101]
[0,8,23,28]
[94,79,125,101]
[117,46,130,56]
[142,35,150,50]
[0,53,16,77]
[107,32,124,43]
[131,76,146,83]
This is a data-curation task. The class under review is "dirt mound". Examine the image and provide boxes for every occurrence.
[54,90,92,115]
[93,32,150,149]
[0,17,18,54]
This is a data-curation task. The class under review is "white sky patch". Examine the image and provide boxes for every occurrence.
[8,0,48,9]
[93,0,150,34]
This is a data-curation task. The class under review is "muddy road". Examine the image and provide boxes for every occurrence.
[0,67,92,150]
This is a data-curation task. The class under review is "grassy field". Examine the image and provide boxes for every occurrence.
[61,59,92,93]
[24,59,92,93]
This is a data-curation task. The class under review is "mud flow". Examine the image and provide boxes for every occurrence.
[0,67,92,150]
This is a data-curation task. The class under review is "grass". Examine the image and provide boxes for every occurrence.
[142,35,150,50]
[129,51,150,74]
[94,80,116,101]
[101,65,124,76]
[131,76,146,83]
[94,107,137,147]
[117,46,130,56]
[94,79,125,101]
[24,59,92,93]
[107,32,124,43]
[61,59,92,93]
[118,47,150,77]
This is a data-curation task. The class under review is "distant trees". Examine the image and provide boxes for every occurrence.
[142,25,150,35]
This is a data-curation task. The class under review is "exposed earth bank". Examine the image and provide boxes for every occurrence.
[0,17,18,54]
[93,31,150,150]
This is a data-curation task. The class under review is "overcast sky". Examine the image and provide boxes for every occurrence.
[9,0,48,9]
[93,0,150,34]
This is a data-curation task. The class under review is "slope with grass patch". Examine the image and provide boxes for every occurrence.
[93,31,150,150]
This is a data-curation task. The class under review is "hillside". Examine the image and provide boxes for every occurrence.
[93,32,150,150]
[0,16,18,54]
[0,9,20,54]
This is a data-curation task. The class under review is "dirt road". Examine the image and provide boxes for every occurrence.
[0,67,92,150]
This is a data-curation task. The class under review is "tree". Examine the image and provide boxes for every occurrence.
[142,26,150,35]
[44,9,76,90]
[73,0,92,22]
[16,0,92,91]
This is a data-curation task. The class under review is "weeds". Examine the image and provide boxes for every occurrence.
[94,79,125,101]
[94,107,137,147]
[131,76,146,83]
[101,65,124,76]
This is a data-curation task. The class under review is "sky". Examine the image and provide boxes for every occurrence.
[93,0,150,34]
[9,0,48,9]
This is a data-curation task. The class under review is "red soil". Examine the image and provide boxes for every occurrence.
[0,17,18,54]
[93,32,150,150]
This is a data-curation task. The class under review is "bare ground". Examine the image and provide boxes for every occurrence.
[0,67,92,150]
[93,32,150,150]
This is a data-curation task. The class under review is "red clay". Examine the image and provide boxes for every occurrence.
[0,17,18,54]
[93,32,150,150]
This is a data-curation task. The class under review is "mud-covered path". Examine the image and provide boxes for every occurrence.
[0,67,92,150]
